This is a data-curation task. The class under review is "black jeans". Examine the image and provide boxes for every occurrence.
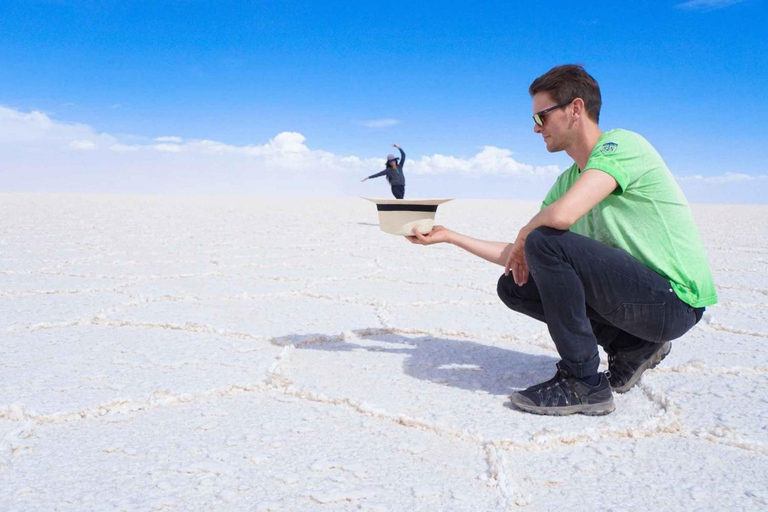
[497,227,703,377]
[391,185,405,199]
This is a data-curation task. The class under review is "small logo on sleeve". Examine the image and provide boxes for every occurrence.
[601,142,618,154]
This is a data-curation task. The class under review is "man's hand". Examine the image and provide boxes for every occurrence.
[407,225,452,245]
[504,237,529,286]
[392,143,400,149]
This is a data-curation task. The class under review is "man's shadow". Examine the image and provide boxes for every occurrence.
[272,331,558,396]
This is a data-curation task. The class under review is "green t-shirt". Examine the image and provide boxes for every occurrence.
[541,129,717,308]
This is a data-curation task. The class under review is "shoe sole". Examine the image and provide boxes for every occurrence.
[508,394,615,416]
[612,341,671,394]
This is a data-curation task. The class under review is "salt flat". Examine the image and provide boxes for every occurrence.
[1,193,766,511]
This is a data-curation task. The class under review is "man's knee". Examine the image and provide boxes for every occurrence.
[524,226,568,260]
[497,272,523,307]
[525,226,565,246]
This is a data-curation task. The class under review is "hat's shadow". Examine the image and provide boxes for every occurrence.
[273,331,558,396]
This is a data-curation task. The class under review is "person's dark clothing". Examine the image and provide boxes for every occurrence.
[368,147,406,187]
[391,185,405,199]
[497,227,704,378]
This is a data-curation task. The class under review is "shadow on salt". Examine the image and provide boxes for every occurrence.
[270,331,557,396]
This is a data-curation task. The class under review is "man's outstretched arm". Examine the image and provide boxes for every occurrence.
[408,169,618,283]
[408,226,512,267]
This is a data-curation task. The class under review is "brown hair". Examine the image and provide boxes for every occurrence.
[529,64,602,123]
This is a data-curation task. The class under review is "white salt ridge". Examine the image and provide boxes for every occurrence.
[1,194,766,510]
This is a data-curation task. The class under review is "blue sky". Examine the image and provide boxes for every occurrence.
[1,0,766,202]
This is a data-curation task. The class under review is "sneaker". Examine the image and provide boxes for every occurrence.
[508,362,615,416]
[607,341,671,393]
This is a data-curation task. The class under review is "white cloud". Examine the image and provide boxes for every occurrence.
[357,118,400,128]
[155,136,183,142]
[676,172,768,184]
[2,104,764,201]
[110,143,140,152]
[69,139,98,150]
[676,0,744,11]
[0,105,115,147]
[410,146,560,177]
[674,172,768,203]
[153,143,183,153]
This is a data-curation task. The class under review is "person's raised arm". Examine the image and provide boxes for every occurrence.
[393,143,405,167]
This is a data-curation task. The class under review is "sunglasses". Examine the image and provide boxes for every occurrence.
[533,99,574,127]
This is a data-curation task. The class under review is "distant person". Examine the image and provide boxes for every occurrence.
[362,144,406,199]
[407,64,717,416]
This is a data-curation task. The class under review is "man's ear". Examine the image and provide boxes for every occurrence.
[571,98,585,120]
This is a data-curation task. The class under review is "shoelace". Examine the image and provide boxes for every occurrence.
[545,373,567,391]
[548,369,612,389]
[543,366,611,394]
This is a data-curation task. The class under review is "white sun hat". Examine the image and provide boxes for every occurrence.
[363,198,453,236]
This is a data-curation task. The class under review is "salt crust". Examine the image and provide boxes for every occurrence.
[1,194,766,511]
